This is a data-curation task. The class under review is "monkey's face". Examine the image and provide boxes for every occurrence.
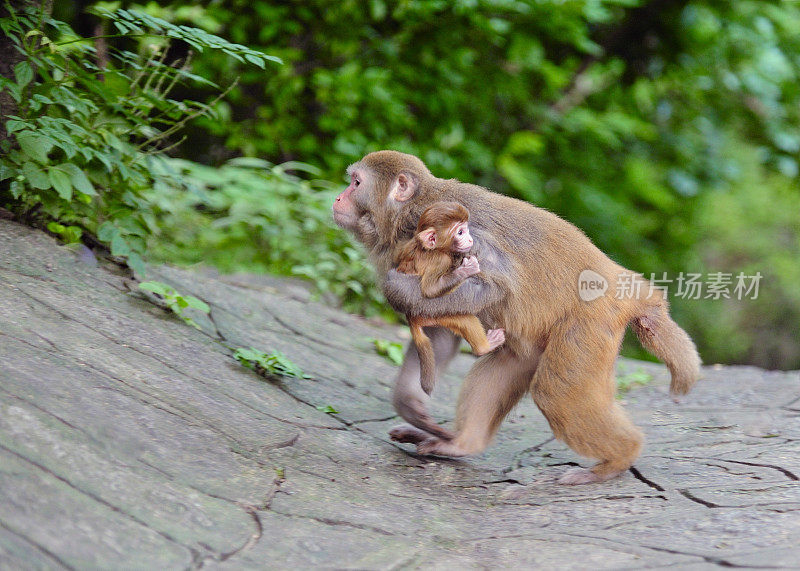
[451,221,473,253]
[334,155,421,244]
[332,166,366,230]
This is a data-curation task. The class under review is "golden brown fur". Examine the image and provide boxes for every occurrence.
[394,202,502,413]
[333,150,702,484]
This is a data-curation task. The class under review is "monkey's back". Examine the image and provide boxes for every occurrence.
[430,179,653,348]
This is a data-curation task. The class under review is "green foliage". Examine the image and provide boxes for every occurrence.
[315,404,339,414]
[145,157,387,317]
[372,338,405,366]
[0,5,278,276]
[46,221,82,244]
[677,144,800,367]
[10,1,800,369]
[615,366,653,396]
[138,280,209,329]
[123,0,800,367]
[233,347,311,379]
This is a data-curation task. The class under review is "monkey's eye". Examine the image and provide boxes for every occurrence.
[457,229,464,235]
[353,178,360,187]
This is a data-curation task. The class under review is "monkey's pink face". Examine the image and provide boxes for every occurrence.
[451,222,473,253]
[332,168,363,230]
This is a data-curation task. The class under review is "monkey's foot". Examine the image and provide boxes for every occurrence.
[486,328,505,351]
[389,424,433,444]
[473,328,506,356]
[557,467,623,485]
[416,438,470,457]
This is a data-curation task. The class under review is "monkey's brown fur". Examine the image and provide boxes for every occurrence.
[395,202,500,413]
[334,150,701,484]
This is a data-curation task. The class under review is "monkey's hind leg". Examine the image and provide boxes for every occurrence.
[390,327,460,442]
[531,322,643,485]
[434,315,505,356]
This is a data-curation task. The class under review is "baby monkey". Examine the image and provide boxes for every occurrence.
[395,201,505,397]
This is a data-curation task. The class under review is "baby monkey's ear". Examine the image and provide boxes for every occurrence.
[418,227,437,249]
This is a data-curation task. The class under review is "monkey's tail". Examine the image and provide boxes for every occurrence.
[631,302,701,396]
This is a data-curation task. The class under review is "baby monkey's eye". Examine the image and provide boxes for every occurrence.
[458,229,464,235]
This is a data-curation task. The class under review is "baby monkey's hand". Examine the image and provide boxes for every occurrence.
[453,255,480,280]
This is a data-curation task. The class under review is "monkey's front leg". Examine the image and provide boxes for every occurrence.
[414,348,540,458]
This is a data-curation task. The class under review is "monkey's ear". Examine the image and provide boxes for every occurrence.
[389,172,417,202]
[418,227,436,249]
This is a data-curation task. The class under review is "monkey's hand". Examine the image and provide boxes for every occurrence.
[384,268,502,318]
[453,255,480,280]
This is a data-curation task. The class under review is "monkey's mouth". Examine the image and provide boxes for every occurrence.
[332,207,356,229]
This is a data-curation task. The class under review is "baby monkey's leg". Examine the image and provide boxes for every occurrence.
[434,315,505,356]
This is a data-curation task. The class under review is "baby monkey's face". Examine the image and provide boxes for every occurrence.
[450,221,473,253]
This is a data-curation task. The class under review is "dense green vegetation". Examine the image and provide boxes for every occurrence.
[2,1,798,369]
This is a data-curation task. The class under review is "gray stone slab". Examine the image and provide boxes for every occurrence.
[1,219,799,569]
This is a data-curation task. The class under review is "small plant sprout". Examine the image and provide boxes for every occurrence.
[233,347,311,379]
[138,281,209,330]
[315,405,339,414]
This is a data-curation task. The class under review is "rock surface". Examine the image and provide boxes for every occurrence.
[1,219,799,569]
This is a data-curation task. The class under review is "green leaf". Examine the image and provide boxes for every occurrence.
[46,221,65,234]
[22,161,50,189]
[9,180,23,199]
[13,61,33,88]
[62,226,83,244]
[48,167,72,200]
[233,347,259,363]
[127,252,146,278]
[17,132,53,163]
[139,281,172,296]
[110,234,131,256]
[97,221,118,242]
[60,163,96,196]
[386,345,404,366]
[5,119,27,134]
[373,338,405,365]
[244,53,265,68]
[315,405,340,414]
[184,296,210,313]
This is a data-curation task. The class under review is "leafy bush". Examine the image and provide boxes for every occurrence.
[124,0,800,367]
[9,1,800,368]
[679,144,800,367]
[145,157,387,317]
[138,280,210,329]
[0,6,278,275]
[233,347,311,379]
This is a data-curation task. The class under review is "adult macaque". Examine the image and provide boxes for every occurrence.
[333,151,701,485]
[395,201,505,397]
